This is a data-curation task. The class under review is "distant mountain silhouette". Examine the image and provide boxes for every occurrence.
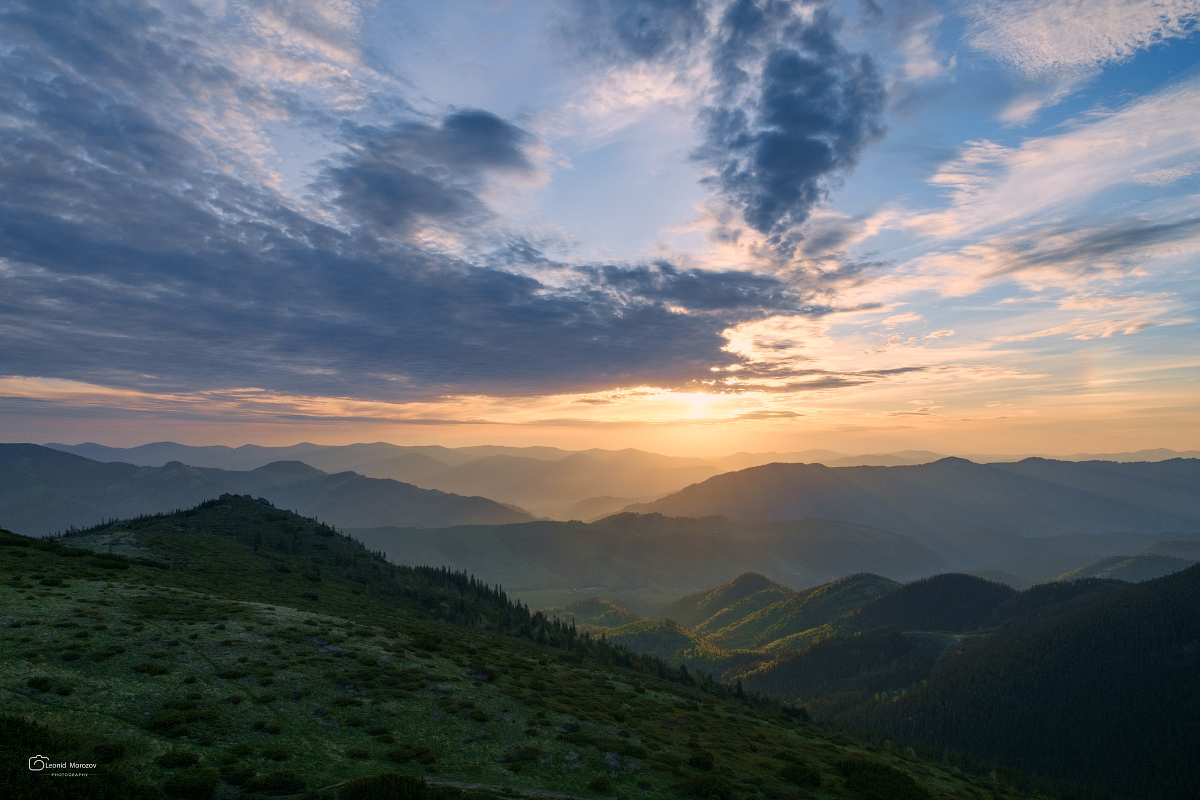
[0,444,532,536]
[349,512,941,594]
[625,457,1200,563]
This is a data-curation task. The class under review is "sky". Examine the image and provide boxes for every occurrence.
[1,0,1198,456]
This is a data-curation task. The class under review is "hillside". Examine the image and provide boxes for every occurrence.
[1056,553,1196,582]
[0,500,1023,800]
[541,599,642,630]
[846,564,1200,800]
[0,444,531,536]
[626,458,1200,565]
[709,575,901,651]
[659,573,791,630]
[349,514,941,596]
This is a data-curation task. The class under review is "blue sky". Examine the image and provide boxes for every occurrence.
[0,0,1197,455]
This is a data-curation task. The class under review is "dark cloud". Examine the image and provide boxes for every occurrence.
[554,0,711,63]
[0,0,807,401]
[986,217,1200,278]
[326,110,535,235]
[694,1,887,251]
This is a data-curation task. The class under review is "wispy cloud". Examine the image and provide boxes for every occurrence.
[968,0,1200,76]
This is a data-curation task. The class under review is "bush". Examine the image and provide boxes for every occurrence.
[163,766,220,800]
[157,749,201,768]
[836,759,930,800]
[780,762,820,788]
[220,762,256,786]
[246,769,306,794]
[133,662,169,676]
[26,676,53,692]
[589,776,610,792]
[389,743,437,764]
[262,745,289,761]
[678,773,733,800]
[94,741,127,763]
[687,751,714,772]
[347,747,371,759]
[341,773,426,800]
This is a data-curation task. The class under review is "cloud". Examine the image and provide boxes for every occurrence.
[692,1,887,253]
[910,80,1200,240]
[0,0,813,403]
[882,312,922,328]
[325,110,537,236]
[553,0,711,64]
[968,0,1200,76]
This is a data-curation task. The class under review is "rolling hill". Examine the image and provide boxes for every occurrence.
[0,498,1025,800]
[0,444,532,536]
[707,574,901,651]
[658,573,791,630]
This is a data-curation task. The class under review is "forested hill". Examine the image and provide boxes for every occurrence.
[0,443,532,536]
[844,563,1200,800]
[626,457,1200,543]
[0,497,1028,800]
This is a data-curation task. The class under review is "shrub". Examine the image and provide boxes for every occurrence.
[94,741,127,763]
[836,759,930,800]
[679,773,733,800]
[246,769,306,794]
[589,776,610,792]
[347,746,371,759]
[157,749,201,768]
[365,724,389,736]
[26,676,53,692]
[262,745,289,761]
[133,662,169,676]
[341,772,426,800]
[780,763,820,788]
[220,762,256,786]
[687,751,714,772]
[162,766,220,800]
[470,709,489,722]
[389,743,437,764]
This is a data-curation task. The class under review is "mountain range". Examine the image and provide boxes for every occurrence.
[0,443,531,536]
[626,457,1200,565]
[44,441,1200,520]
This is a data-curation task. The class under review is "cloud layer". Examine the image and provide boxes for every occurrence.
[0,0,813,401]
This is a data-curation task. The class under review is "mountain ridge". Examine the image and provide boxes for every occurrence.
[0,443,532,536]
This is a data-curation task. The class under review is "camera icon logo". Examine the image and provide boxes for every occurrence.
[28,755,49,771]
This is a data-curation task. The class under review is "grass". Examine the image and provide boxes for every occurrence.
[0,498,1039,800]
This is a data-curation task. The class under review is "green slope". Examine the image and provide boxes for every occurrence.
[541,598,642,630]
[0,498,1023,800]
[693,587,794,639]
[709,575,900,651]
[658,573,792,629]
[601,620,720,661]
